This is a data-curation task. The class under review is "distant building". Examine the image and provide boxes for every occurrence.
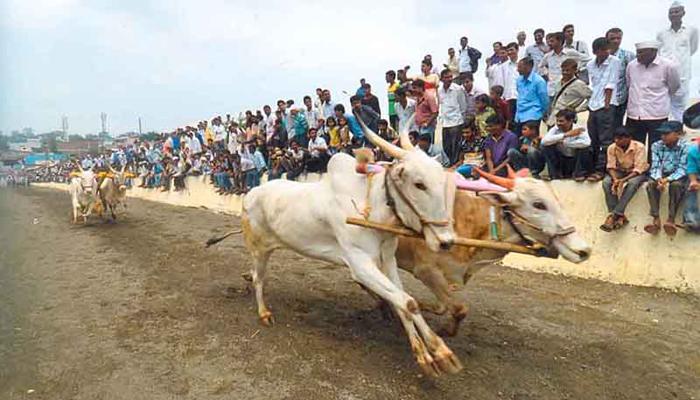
[9,138,42,153]
[0,151,25,167]
[56,139,99,156]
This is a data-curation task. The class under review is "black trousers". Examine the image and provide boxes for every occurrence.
[442,124,464,166]
[543,145,592,179]
[626,118,667,162]
[588,107,616,173]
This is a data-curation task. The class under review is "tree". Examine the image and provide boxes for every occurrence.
[0,135,8,151]
[68,134,84,141]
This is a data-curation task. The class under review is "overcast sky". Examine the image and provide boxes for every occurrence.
[0,0,697,135]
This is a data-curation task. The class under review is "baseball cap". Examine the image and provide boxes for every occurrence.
[655,121,683,134]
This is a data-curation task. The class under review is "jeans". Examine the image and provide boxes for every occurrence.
[246,170,260,189]
[602,172,646,216]
[683,189,700,231]
[442,124,463,166]
[507,147,545,175]
[542,145,592,179]
[588,107,616,173]
[646,177,688,220]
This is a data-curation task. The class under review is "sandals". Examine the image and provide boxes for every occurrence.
[600,215,616,232]
[613,215,629,229]
[587,172,604,182]
[663,222,677,237]
[644,223,660,235]
[574,175,587,182]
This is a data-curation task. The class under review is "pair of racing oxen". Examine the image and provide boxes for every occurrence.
[69,164,129,224]
[208,114,592,377]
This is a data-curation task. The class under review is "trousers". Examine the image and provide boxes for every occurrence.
[602,172,646,216]
[646,177,688,220]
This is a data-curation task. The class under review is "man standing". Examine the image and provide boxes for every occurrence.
[461,72,485,118]
[394,88,417,132]
[526,28,549,68]
[362,83,381,115]
[445,47,460,78]
[600,128,648,232]
[386,70,400,130]
[321,89,336,120]
[587,37,622,182]
[562,24,591,82]
[626,41,681,159]
[516,31,528,60]
[499,43,520,127]
[657,1,698,121]
[515,57,549,133]
[351,95,380,134]
[413,80,439,138]
[334,104,363,140]
[547,59,591,128]
[438,69,467,165]
[540,32,589,99]
[458,36,482,76]
[645,121,689,236]
[303,96,321,130]
[606,27,636,127]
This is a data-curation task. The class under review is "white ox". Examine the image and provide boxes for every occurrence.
[396,166,592,336]
[212,115,463,377]
[68,166,99,224]
[98,165,128,221]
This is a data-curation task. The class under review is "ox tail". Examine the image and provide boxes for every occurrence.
[205,229,243,247]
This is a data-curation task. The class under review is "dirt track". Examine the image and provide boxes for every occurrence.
[1,187,699,400]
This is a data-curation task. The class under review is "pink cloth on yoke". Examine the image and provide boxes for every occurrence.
[453,173,508,192]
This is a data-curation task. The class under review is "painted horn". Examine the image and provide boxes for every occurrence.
[506,164,517,179]
[398,114,416,151]
[475,167,515,190]
[354,111,407,159]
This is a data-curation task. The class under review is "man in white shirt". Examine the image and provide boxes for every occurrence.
[563,24,591,83]
[438,69,467,165]
[586,37,622,181]
[539,32,590,99]
[499,42,520,125]
[460,72,485,117]
[211,117,225,151]
[541,109,592,181]
[261,105,276,140]
[458,36,481,74]
[303,95,321,130]
[526,28,549,68]
[486,47,507,91]
[394,87,418,132]
[320,89,336,120]
[606,27,637,127]
[306,128,329,173]
[516,31,528,60]
[657,1,699,121]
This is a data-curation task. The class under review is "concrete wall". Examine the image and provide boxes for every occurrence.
[35,175,699,294]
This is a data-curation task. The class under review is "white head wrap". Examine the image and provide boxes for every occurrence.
[635,41,661,50]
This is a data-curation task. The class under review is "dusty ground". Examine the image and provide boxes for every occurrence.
[0,187,699,400]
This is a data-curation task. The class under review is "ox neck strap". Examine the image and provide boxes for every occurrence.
[383,164,450,230]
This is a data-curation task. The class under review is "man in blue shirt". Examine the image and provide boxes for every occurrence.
[644,121,689,236]
[333,104,363,140]
[515,57,549,135]
[682,138,700,232]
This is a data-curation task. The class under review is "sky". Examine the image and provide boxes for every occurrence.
[0,0,698,136]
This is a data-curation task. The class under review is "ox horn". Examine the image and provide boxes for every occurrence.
[121,164,126,173]
[506,164,517,179]
[77,163,84,173]
[354,111,407,159]
[398,114,416,151]
[108,164,117,173]
[475,167,515,190]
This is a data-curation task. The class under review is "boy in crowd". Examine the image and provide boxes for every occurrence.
[483,114,519,176]
[507,120,544,177]
[453,122,485,178]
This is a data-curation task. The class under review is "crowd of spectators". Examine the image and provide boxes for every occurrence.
[31,2,699,234]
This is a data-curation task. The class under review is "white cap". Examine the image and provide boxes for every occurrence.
[635,40,661,50]
[670,1,684,9]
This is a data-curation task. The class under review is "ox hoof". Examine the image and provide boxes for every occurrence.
[434,348,463,374]
[241,272,253,282]
[259,311,274,326]
[417,356,441,378]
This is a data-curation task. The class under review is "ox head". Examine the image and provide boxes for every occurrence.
[75,164,96,190]
[357,113,455,252]
[477,167,591,263]
[108,164,128,193]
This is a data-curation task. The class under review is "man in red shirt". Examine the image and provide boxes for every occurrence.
[412,80,438,140]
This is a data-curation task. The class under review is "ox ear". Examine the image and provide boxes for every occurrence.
[478,191,519,207]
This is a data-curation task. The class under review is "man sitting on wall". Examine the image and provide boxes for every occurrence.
[644,121,689,237]
[600,127,648,232]
[541,109,592,181]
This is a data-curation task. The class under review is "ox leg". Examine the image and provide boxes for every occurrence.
[251,251,274,326]
[382,257,462,375]
[414,267,468,337]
